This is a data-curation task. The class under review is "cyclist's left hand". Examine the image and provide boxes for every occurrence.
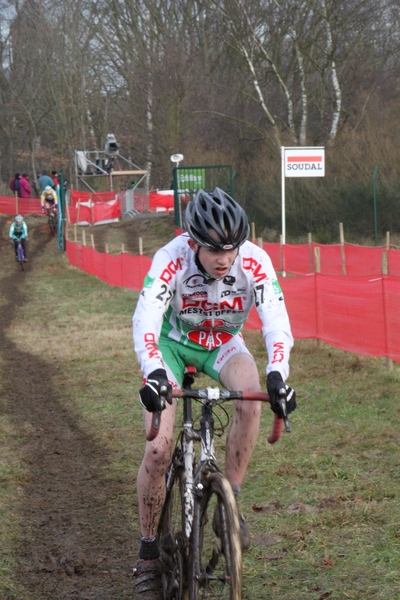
[267,371,297,418]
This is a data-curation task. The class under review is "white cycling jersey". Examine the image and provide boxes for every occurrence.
[133,234,293,380]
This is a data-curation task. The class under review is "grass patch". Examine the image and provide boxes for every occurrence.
[0,215,399,598]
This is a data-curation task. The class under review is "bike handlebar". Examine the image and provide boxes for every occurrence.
[146,388,289,444]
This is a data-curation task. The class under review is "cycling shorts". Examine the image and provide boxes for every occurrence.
[159,331,252,386]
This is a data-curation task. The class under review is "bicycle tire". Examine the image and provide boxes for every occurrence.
[48,212,57,236]
[17,244,25,271]
[158,454,188,600]
[189,472,242,600]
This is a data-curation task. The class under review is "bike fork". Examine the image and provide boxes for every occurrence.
[182,427,195,540]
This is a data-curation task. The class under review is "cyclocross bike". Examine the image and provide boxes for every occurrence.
[148,367,290,600]
[16,239,26,271]
[46,204,58,236]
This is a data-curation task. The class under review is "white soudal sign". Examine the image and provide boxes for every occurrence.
[284,147,325,177]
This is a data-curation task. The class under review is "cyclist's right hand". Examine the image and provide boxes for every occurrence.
[139,369,173,413]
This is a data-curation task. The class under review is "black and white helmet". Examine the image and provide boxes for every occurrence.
[184,188,249,250]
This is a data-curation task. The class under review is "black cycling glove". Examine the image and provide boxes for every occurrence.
[139,369,173,413]
[267,371,297,418]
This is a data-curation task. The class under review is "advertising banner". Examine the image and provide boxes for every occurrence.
[283,147,325,177]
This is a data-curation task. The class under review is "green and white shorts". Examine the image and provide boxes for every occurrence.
[159,331,252,386]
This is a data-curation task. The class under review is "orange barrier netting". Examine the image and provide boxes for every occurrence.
[66,240,400,364]
[263,241,400,276]
[0,196,42,215]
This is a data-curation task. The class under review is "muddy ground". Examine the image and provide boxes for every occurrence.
[0,214,172,600]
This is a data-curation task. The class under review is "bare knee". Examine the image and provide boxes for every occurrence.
[234,399,262,424]
[143,437,173,477]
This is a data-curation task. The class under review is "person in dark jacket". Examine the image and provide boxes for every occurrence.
[9,173,21,196]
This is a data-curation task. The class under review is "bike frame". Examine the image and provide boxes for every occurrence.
[164,382,285,551]
[17,240,25,261]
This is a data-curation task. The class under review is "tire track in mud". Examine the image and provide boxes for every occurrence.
[0,216,136,599]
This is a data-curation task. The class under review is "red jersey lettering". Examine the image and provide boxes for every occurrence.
[271,341,284,363]
[242,257,268,283]
[182,296,244,311]
[160,258,183,283]
[144,332,161,359]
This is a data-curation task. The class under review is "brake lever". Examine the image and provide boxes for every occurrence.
[146,392,166,441]
[278,387,291,433]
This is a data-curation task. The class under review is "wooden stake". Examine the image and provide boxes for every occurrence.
[308,233,313,273]
[384,231,393,371]
[82,229,86,247]
[91,234,95,248]
[314,246,321,348]
[251,222,256,241]
[121,243,125,253]
[381,253,388,275]
[339,222,347,275]
[74,224,77,243]
[257,237,263,248]
[139,237,143,255]
[314,246,321,273]
[105,243,109,254]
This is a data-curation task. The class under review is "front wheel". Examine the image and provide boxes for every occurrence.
[48,211,57,235]
[158,457,188,600]
[189,472,242,600]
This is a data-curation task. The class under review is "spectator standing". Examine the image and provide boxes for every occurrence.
[38,170,54,192]
[9,173,21,196]
[51,170,60,188]
[19,173,32,198]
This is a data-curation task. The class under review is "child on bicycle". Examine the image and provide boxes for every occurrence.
[40,185,58,213]
[9,215,28,262]
[132,188,296,599]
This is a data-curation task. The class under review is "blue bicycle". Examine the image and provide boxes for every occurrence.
[16,239,26,271]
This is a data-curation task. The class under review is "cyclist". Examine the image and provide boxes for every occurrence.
[9,215,28,262]
[132,188,296,599]
[41,185,58,213]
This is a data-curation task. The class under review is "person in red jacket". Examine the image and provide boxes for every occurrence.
[51,171,60,189]
[19,173,32,198]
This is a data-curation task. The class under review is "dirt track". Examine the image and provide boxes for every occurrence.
[0,215,137,599]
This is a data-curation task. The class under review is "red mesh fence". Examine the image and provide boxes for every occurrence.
[65,240,400,364]
[0,196,42,215]
[388,249,400,277]
[260,240,399,276]
[261,243,282,271]
[282,244,311,275]
[343,245,385,276]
